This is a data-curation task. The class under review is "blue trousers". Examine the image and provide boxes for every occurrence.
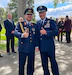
[40,51,59,75]
[19,52,35,75]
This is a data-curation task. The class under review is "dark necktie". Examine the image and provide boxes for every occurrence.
[41,21,44,26]
[41,21,44,30]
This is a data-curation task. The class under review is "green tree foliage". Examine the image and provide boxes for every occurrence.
[7,0,18,22]
[26,0,36,21]
[7,0,34,22]
[26,0,34,8]
[0,8,5,23]
[53,0,72,8]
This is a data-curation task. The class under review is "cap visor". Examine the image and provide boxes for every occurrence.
[38,10,46,13]
[26,12,33,15]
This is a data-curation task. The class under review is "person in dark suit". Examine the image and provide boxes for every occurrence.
[36,6,59,75]
[55,18,59,26]
[55,18,59,39]
[14,8,39,75]
[57,18,65,42]
[4,13,16,55]
[0,24,3,57]
[64,15,71,43]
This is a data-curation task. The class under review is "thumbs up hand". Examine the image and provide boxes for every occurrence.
[23,31,29,38]
[40,28,47,35]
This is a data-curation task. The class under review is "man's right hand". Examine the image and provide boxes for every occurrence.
[23,32,29,38]
[11,31,15,34]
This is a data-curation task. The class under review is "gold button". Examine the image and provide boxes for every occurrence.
[40,34,42,36]
[40,38,42,40]
[33,32,35,34]
[21,42,23,44]
[30,34,31,36]
[30,40,32,42]
[30,37,32,39]
[30,32,31,33]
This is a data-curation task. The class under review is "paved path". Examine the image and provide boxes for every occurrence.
[0,40,72,75]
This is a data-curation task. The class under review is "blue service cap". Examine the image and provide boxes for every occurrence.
[37,6,47,12]
[24,8,34,15]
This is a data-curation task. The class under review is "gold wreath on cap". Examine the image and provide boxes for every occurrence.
[39,6,42,9]
[28,9,32,13]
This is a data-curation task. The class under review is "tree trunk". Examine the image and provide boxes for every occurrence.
[17,0,26,18]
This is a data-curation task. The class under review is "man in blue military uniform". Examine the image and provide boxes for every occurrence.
[14,8,39,75]
[4,13,16,55]
[36,6,59,75]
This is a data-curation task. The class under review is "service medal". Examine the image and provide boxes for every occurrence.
[44,20,50,28]
[24,22,27,25]
[32,28,35,31]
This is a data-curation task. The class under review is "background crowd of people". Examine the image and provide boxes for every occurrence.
[54,15,72,43]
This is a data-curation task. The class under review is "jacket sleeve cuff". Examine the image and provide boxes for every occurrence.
[21,33,24,38]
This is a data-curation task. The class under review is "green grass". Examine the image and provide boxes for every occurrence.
[0,43,6,51]
[1,27,6,34]
[0,27,18,40]
[0,39,18,51]
[0,27,18,51]
[0,27,6,40]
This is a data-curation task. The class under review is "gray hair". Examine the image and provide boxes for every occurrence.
[7,13,12,16]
